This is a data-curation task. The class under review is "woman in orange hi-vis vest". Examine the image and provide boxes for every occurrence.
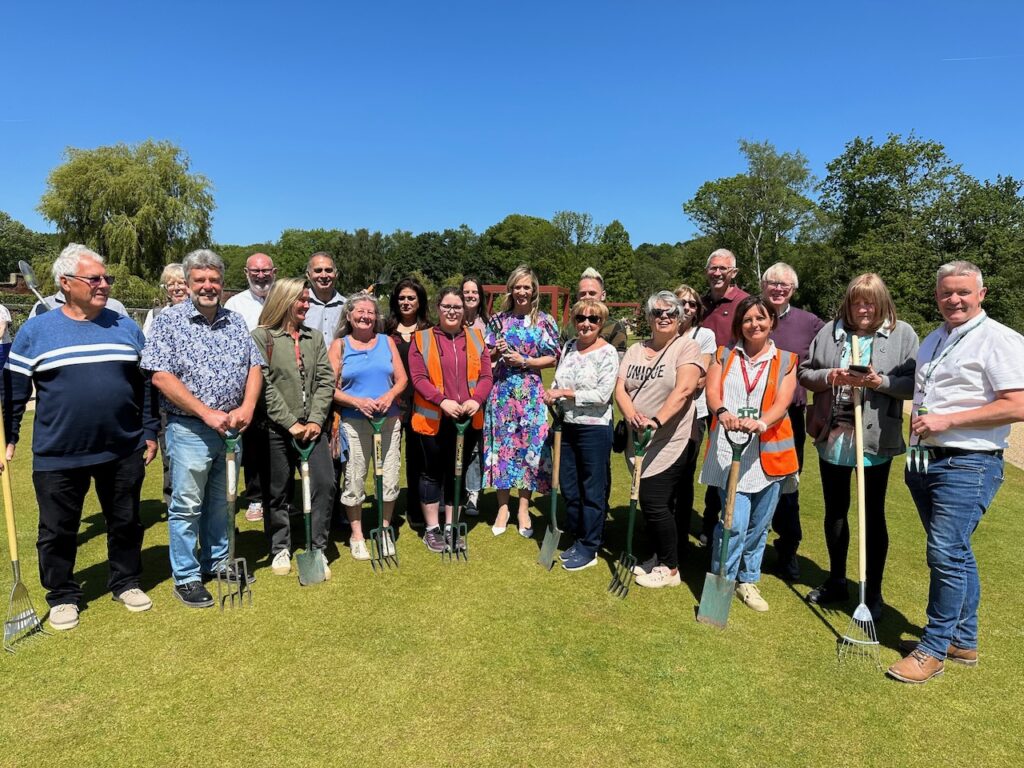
[701,295,799,613]
[408,288,494,553]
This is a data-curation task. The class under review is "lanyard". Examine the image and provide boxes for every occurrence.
[739,354,769,397]
[918,315,987,400]
[290,332,307,407]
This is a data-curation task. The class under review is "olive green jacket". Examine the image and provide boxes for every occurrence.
[252,326,335,430]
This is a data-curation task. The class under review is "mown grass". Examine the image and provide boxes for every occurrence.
[1,418,1022,768]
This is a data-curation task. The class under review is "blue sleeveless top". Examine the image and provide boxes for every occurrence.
[340,334,399,419]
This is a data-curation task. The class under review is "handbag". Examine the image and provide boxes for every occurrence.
[612,338,678,453]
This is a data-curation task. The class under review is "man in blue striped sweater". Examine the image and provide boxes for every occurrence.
[3,244,159,631]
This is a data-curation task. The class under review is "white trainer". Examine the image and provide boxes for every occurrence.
[271,549,291,575]
[736,582,769,612]
[635,565,682,589]
[350,539,371,560]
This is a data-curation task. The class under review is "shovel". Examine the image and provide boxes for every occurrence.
[293,439,326,586]
[697,425,753,628]
[18,260,54,314]
[1,403,47,652]
[217,429,252,610]
[368,416,398,571]
[443,418,471,562]
[537,402,564,570]
[608,427,653,598]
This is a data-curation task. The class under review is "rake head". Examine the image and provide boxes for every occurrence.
[607,552,636,599]
[4,580,47,653]
[837,602,881,669]
[216,557,253,611]
[369,525,399,572]
[441,523,468,563]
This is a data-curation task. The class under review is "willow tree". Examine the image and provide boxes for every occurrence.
[38,140,214,277]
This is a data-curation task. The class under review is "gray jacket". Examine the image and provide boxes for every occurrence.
[799,319,919,457]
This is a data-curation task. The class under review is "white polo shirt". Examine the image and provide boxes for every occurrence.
[223,289,266,331]
[914,312,1024,450]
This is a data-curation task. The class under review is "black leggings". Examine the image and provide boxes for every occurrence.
[638,441,697,571]
[818,458,891,601]
[417,420,480,507]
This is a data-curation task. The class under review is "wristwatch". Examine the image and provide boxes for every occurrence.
[715,406,728,417]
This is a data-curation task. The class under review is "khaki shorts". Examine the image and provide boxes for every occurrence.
[339,416,402,506]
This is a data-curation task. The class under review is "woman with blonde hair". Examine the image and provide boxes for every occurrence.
[143,263,188,337]
[799,273,918,622]
[251,278,336,576]
[483,265,560,536]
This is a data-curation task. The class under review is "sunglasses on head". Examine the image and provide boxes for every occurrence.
[574,314,601,325]
[651,307,679,319]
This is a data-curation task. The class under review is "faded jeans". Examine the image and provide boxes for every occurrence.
[711,482,782,583]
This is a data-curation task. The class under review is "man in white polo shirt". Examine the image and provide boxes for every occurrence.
[888,260,1024,684]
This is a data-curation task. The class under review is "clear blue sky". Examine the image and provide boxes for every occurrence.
[3,1,1023,248]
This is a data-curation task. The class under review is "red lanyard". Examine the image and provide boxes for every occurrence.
[739,355,768,396]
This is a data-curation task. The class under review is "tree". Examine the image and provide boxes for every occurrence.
[38,140,214,277]
[683,140,817,283]
[0,211,56,280]
[480,214,563,284]
[595,220,636,301]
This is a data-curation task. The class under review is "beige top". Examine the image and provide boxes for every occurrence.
[619,337,704,478]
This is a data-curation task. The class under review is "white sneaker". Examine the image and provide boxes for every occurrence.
[271,549,291,575]
[381,534,396,558]
[49,603,79,631]
[245,502,263,522]
[635,565,682,589]
[736,582,769,612]
[350,539,370,560]
[113,588,153,612]
[319,551,332,580]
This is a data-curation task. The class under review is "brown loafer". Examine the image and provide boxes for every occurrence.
[887,649,945,684]
[897,638,979,667]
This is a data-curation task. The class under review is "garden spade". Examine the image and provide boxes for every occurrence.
[697,426,753,628]
[368,416,398,571]
[608,427,652,598]
[537,402,564,570]
[217,430,252,610]
[293,440,326,586]
[443,418,471,562]
[1,403,47,652]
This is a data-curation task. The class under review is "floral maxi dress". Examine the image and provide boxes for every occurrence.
[483,311,561,492]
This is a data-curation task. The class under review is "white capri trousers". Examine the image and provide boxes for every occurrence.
[339,416,402,506]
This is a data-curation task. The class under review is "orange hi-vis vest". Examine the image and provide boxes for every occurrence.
[411,327,486,435]
[711,344,799,477]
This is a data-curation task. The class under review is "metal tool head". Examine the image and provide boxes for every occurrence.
[4,579,47,653]
[441,522,468,562]
[607,553,637,599]
[295,548,326,586]
[369,525,399,572]
[18,260,53,313]
[216,557,253,610]
[837,603,881,669]
[695,572,736,629]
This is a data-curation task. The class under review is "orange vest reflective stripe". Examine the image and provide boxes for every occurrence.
[411,328,485,435]
[711,344,799,477]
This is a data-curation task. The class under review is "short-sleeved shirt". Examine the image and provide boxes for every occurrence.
[305,290,346,345]
[914,312,1024,451]
[682,325,716,418]
[701,286,749,347]
[0,304,11,344]
[618,337,704,478]
[223,289,266,331]
[141,300,264,415]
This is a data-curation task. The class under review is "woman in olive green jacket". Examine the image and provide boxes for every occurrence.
[252,278,336,577]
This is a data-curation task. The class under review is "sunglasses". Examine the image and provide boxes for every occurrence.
[64,274,116,287]
[574,314,601,325]
[679,299,698,309]
[651,307,679,319]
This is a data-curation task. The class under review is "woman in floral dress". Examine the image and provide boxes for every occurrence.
[483,265,560,537]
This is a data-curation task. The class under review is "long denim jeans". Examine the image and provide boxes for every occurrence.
[166,416,230,584]
[559,423,612,559]
[712,482,782,583]
[905,452,1004,659]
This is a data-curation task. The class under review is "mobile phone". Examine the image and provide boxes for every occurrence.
[848,364,870,374]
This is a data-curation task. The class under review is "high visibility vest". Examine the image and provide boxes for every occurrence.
[411,327,486,435]
[711,344,799,477]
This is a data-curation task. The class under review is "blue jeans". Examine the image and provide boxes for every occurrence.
[905,452,1004,659]
[712,482,782,583]
[559,423,612,558]
[166,416,231,584]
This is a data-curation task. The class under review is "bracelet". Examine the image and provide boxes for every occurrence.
[651,416,663,429]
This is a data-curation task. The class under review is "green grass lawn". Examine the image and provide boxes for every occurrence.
[1,418,1022,767]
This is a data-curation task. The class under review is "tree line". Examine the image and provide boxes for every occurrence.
[2,134,1022,334]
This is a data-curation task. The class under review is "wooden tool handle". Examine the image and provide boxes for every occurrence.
[0,411,18,563]
[852,335,868,584]
[551,431,562,493]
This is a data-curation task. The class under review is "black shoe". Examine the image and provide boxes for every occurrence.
[807,579,849,605]
[173,581,214,608]
[773,550,801,581]
[201,563,256,585]
[867,594,884,623]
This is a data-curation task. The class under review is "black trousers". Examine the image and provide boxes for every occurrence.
[672,417,707,554]
[241,425,264,507]
[33,453,146,607]
[254,424,335,554]
[418,420,480,508]
[403,422,425,525]
[639,442,697,570]
[818,458,891,601]
[770,404,807,555]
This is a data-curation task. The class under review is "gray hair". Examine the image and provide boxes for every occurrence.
[645,290,682,318]
[706,248,737,269]
[761,261,799,290]
[579,266,604,287]
[334,290,384,338]
[159,262,185,287]
[937,260,983,289]
[183,249,224,277]
[52,243,103,283]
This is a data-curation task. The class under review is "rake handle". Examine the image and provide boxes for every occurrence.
[0,406,19,564]
[852,336,868,586]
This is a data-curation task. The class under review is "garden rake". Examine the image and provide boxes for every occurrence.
[608,427,652,598]
[293,440,326,586]
[443,418,471,562]
[217,430,252,610]
[537,402,564,570]
[1,403,47,652]
[838,336,880,668]
[368,416,398,571]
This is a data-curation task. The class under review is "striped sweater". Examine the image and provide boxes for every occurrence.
[3,308,158,471]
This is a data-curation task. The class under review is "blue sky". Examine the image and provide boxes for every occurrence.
[2,1,1023,248]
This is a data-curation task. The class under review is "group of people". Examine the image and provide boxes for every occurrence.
[3,242,1022,687]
